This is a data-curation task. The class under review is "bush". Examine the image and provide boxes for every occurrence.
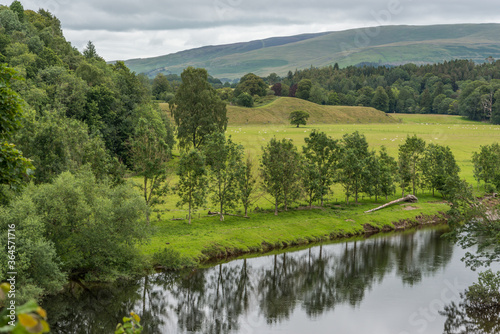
[236,93,253,107]
[152,247,196,270]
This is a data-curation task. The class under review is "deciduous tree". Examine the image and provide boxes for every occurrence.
[171,67,227,150]
[177,149,207,224]
[289,110,309,128]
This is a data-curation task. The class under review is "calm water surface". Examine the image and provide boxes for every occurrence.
[43,226,496,334]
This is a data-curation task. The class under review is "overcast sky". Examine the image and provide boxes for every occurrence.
[14,0,500,61]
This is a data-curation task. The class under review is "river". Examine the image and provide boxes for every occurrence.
[42,225,499,333]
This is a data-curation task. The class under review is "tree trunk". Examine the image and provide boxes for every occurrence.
[188,201,192,224]
[220,201,224,221]
[274,199,278,216]
[144,176,150,225]
[364,194,418,213]
[244,205,248,218]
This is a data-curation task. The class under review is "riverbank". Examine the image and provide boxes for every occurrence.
[146,194,450,266]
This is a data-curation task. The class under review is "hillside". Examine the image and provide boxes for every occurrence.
[125,23,500,79]
[227,98,396,125]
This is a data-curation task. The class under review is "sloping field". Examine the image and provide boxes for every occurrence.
[227,97,397,124]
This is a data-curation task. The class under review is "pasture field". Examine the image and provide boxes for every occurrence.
[143,113,500,263]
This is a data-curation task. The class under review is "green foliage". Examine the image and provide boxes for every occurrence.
[115,312,143,334]
[288,110,309,127]
[151,73,171,101]
[398,135,426,195]
[237,155,258,217]
[0,190,66,302]
[260,137,302,215]
[420,143,460,197]
[151,247,196,270]
[129,114,171,224]
[9,1,24,22]
[338,131,371,203]
[172,67,227,150]
[236,92,253,107]
[296,79,312,100]
[234,73,267,97]
[176,149,207,224]
[465,270,500,309]
[371,86,389,112]
[377,146,397,200]
[472,143,500,188]
[0,64,34,196]
[21,167,149,281]
[203,132,244,221]
[302,130,339,206]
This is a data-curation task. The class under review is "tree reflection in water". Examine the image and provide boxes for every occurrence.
[43,227,453,333]
[441,298,500,333]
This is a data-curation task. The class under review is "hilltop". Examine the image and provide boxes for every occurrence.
[124,23,500,79]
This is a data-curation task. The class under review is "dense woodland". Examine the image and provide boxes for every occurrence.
[1,3,500,316]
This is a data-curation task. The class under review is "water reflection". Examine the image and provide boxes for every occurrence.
[44,227,456,333]
[441,299,500,333]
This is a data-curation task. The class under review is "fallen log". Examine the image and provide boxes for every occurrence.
[364,195,418,213]
[207,211,250,218]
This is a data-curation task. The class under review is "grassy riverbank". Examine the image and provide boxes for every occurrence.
[142,113,499,264]
[144,195,449,262]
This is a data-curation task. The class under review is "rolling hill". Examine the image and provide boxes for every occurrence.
[124,23,500,80]
[160,97,397,125]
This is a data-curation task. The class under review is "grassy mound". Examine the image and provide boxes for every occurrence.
[227,97,397,125]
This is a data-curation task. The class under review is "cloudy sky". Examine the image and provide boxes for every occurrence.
[16,0,500,61]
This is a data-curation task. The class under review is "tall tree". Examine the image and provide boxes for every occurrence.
[296,79,312,100]
[302,130,339,207]
[171,67,227,150]
[234,73,267,97]
[129,116,171,225]
[237,155,258,218]
[378,146,398,200]
[152,73,172,100]
[0,64,34,198]
[472,143,500,188]
[398,135,426,196]
[371,86,389,112]
[177,149,207,224]
[203,133,244,221]
[338,131,371,204]
[420,143,460,197]
[261,138,302,215]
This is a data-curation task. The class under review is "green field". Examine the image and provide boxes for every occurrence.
[144,113,500,264]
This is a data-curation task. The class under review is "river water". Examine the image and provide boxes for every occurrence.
[42,226,498,334]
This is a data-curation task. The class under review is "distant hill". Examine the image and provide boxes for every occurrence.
[124,23,500,80]
[226,98,396,125]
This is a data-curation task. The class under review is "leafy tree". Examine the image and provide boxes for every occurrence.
[176,149,207,224]
[289,110,309,128]
[82,41,101,61]
[234,73,267,97]
[371,86,389,112]
[171,67,227,150]
[326,91,340,105]
[420,143,460,197]
[129,116,171,225]
[296,79,312,100]
[236,92,253,107]
[203,133,244,221]
[338,131,371,204]
[0,190,66,302]
[19,167,149,281]
[398,135,426,195]
[472,143,500,188]
[302,130,339,207]
[377,146,397,200]
[9,1,24,22]
[308,84,325,104]
[271,83,282,96]
[152,73,172,101]
[237,155,258,217]
[0,64,34,197]
[260,138,302,215]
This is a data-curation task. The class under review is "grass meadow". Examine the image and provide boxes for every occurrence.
[142,112,500,263]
